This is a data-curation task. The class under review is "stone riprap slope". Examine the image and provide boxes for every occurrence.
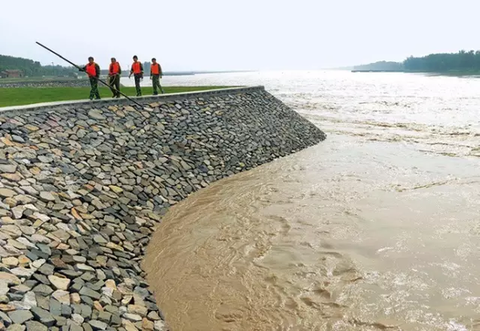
[0,87,326,330]
[0,80,91,89]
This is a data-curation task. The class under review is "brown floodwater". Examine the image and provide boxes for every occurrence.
[143,72,480,331]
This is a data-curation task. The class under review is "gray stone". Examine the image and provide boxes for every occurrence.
[6,325,26,331]
[11,135,25,143]
[97,311,111,323]
[52,290,70,305]
[0,188,16,198]
[25,321,48,331]
[30,307,56,327]
[61,305,72,318]
[79,304,92,319]
[0,164,17,174]
[21,291,37,309]
[39,192,56,202]
[123,313,142,322]
[88,110,106,120]
[82,323,93,331]
[88,320,107,330]
[69,324,83,331]
[92,235,107,245]
[49,298,62,316]
[0,311,12,325]
[37,263,54,276]
[32,284,53,296]
[79,287,101,300]
[147,311,161,321]
[8,310,33,324]
[48,276,71,291]
[10,267,35,277]
[71,313,84,325]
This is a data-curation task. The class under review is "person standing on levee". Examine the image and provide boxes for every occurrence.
[150,58,164,95]
[129,55,144,96]
[80,56,101,100]
[108,57,122,98]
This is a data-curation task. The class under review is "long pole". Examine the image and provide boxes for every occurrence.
[35,41,143,107]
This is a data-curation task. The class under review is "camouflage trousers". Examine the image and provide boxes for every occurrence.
[89,77,100,100]
[152,75,164,95]
[108,75,121,97]
[134,74,142,96]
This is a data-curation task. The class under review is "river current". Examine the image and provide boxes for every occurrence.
[140,71,480,331]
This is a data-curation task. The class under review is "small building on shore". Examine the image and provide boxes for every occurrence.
[0,70,24,78]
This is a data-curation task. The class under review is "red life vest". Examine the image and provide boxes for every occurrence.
[110,62,120,75]
[85,63,97,77]
[132,62,142,74]
[151,63,160,75]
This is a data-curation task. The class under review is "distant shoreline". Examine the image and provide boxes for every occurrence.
[350,69,480,76]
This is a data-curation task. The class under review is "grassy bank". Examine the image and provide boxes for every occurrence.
[0,86,237,107]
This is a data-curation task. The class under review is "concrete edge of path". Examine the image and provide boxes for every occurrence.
[0,86,266,113]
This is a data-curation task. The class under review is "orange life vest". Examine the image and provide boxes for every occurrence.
[151,63,160,75]
[109,62,120,75]
[132,62,142,74]
[85,63,97,77]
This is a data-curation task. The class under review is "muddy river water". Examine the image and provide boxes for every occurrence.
[142,71,480,330]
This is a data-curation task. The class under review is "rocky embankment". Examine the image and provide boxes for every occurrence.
[0,80,91,89]
[0,86,326,330]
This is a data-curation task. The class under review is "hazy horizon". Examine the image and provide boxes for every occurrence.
[2,0,479,71]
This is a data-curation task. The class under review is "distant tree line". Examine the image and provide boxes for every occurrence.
[403,50,480,72]
[354,50,480,73]
[0,55,77,77]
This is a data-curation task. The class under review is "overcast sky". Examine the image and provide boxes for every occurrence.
[1,0,478,71]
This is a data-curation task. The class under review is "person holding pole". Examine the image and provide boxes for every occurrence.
[129,55,143,96]
[36,42,143,107]
[108,57,122,98]
[150,58,164,95]
[80,56,101,100]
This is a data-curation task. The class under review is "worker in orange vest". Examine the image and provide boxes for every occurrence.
[129,55,144,96]
[108,57,122,98]
[80,56,101,100]
[150,58,164,95]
